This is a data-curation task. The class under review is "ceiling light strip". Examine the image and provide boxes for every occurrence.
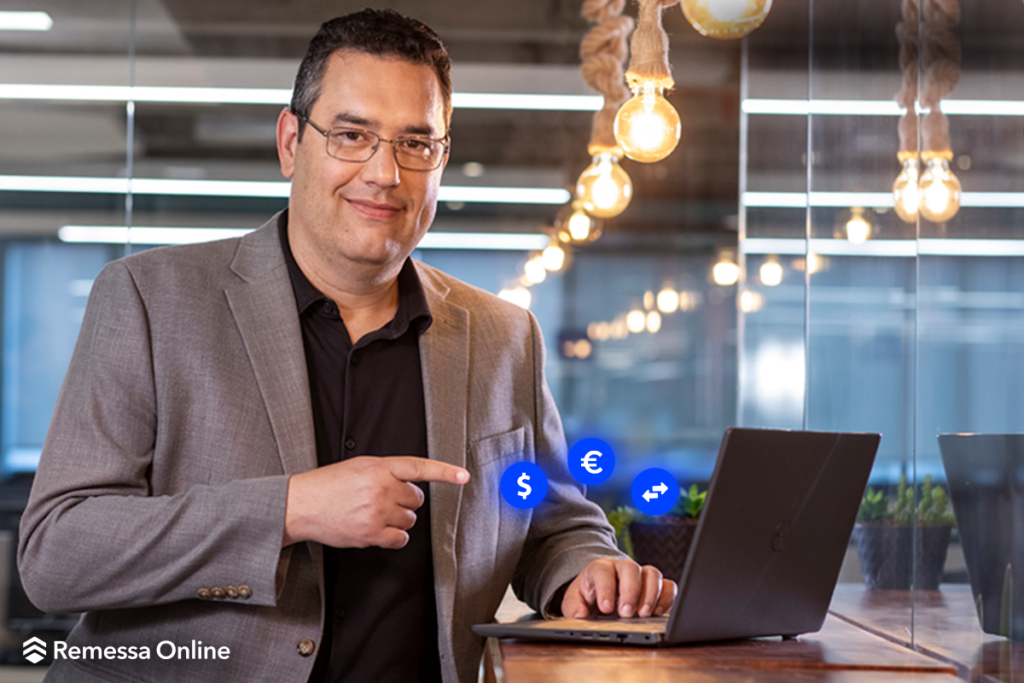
[0,11,53,31]
[743,191,1024,208]
[58,225,550,250]
[742,99,1024,117]
[742,238,1024,258]
[0,175,570,204]
[0,84,602,110]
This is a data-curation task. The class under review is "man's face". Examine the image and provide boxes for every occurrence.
[278,50,447,276]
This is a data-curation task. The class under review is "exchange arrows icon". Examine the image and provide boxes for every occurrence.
[642,482,669,502]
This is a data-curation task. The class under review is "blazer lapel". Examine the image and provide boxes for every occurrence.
[417,262,469,659]
[224,218,318,478]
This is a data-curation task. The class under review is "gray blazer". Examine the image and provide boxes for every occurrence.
[18,214,622,683]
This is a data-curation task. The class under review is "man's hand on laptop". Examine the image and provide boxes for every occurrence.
[561,557,677,619]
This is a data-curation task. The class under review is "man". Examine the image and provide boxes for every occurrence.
[18,9,674,682]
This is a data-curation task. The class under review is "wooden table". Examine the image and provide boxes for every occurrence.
[829,584,1024,683]
[483,583,1024,683]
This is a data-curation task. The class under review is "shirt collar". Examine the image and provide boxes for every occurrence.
[278,210,433,337]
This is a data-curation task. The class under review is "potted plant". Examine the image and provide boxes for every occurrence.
[606,485,707,582]
[853,474,955,590]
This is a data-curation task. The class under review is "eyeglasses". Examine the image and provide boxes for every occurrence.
[298,115,449,171]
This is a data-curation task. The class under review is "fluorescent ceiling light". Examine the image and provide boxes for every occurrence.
[742,238,1024,258]
[0,11,53,31]
[0,84,601,111]
[59,225,551,250]
[742,99,1024,117]
[743,191,1024,209]
[452,93,602,111]
[0,175,569,204]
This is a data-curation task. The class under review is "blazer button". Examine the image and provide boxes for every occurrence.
[238,585,253,599]
[211,587,226,599]
[226,586,239,599]
[297,638,316,657]
[197,588,211,599]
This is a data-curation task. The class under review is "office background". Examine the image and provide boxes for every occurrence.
[0,0,1021,665]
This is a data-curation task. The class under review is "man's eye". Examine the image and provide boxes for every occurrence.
[400,139,430,151]
[335,131,369,143]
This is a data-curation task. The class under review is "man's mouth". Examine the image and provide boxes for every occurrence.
[347,198,402,219]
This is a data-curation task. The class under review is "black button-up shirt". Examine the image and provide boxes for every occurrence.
[279,216,442,683]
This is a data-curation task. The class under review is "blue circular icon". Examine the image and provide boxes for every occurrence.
[631,468,680,516]
[568,438,615,486]
[501,462,548,509]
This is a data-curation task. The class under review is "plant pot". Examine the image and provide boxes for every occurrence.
[629,519,697,582]
[853,524,952,590]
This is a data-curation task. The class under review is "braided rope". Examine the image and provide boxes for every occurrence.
[625,0,679,93]
[581,0,635,153]
[896,0,961,154]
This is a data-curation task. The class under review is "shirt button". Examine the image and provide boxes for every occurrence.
[197,588,211,599]
[226,585,239,599]
[211,587,226,599]
[345,438,356,450]
[350,355,360,367]
[322,301,336,316]
[238,585,253,599]
[297,638,316,657]
[334,607,345,620]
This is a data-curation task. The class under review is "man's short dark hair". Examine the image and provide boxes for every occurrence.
[290,8,452,139]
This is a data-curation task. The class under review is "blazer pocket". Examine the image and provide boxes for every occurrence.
[459,426,527,588]
[470,426,527,468]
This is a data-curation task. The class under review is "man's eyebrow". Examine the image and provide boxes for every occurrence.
[330,113,441,138]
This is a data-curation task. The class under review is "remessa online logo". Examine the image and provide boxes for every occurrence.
[23,636,46,664]
[22,637,231,662]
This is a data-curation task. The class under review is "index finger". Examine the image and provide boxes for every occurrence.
[387,456,470,485]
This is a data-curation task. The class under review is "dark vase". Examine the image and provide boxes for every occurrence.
[853,524,952,590]
[629,520,697,582]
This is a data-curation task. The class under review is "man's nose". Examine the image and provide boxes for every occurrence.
[360,140,401,187]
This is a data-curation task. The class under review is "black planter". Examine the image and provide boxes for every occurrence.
[629,520,697,582]
[853,524,952,590]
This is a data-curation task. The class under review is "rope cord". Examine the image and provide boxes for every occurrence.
[624,0,678,93]
[580,0,635,154]
[896,0,960,154]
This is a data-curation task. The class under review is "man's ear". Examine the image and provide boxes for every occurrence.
[277,109,299,179]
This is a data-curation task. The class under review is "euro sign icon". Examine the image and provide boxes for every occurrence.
[581,450,603,475]
[517,473,532,499]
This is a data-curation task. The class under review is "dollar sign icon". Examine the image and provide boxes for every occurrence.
[517,473,532,499]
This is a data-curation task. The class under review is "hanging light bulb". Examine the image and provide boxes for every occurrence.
[681,0,773,39]
[646,310,662,333]
[892,153,920,224]
[712,253,740,286]
[557,201,598,243]
[656,286,679,313]
[626,309,647,334]
[541,241,568,272]
[614,81,681,163]
[845,207,872,244]
[759,258,783,287]
[577,151,633,218]
[498,286,532,310]
[524,256,547,284]
[918,153,962,223]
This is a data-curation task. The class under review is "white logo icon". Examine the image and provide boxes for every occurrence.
[581,450,603,475]
[517,473,532,499]
[23,636,46,664]
[642,482,669,503]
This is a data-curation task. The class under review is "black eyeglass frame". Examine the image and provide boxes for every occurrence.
[296,114,449,172]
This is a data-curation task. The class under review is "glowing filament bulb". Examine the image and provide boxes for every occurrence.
[567,206,594,241]
[681,0,773,39]
[892,156,920,224]
[919,156,962,223]
[845,207,871,244]
[576,152,633,218]
[541,243,567,272]
[759,259,783,286]
[614,82,681,164]
[524,256,547,284]
[712,258,740,286]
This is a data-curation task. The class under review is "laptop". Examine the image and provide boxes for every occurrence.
[938,433,1024,639]
[474,427,880,645]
